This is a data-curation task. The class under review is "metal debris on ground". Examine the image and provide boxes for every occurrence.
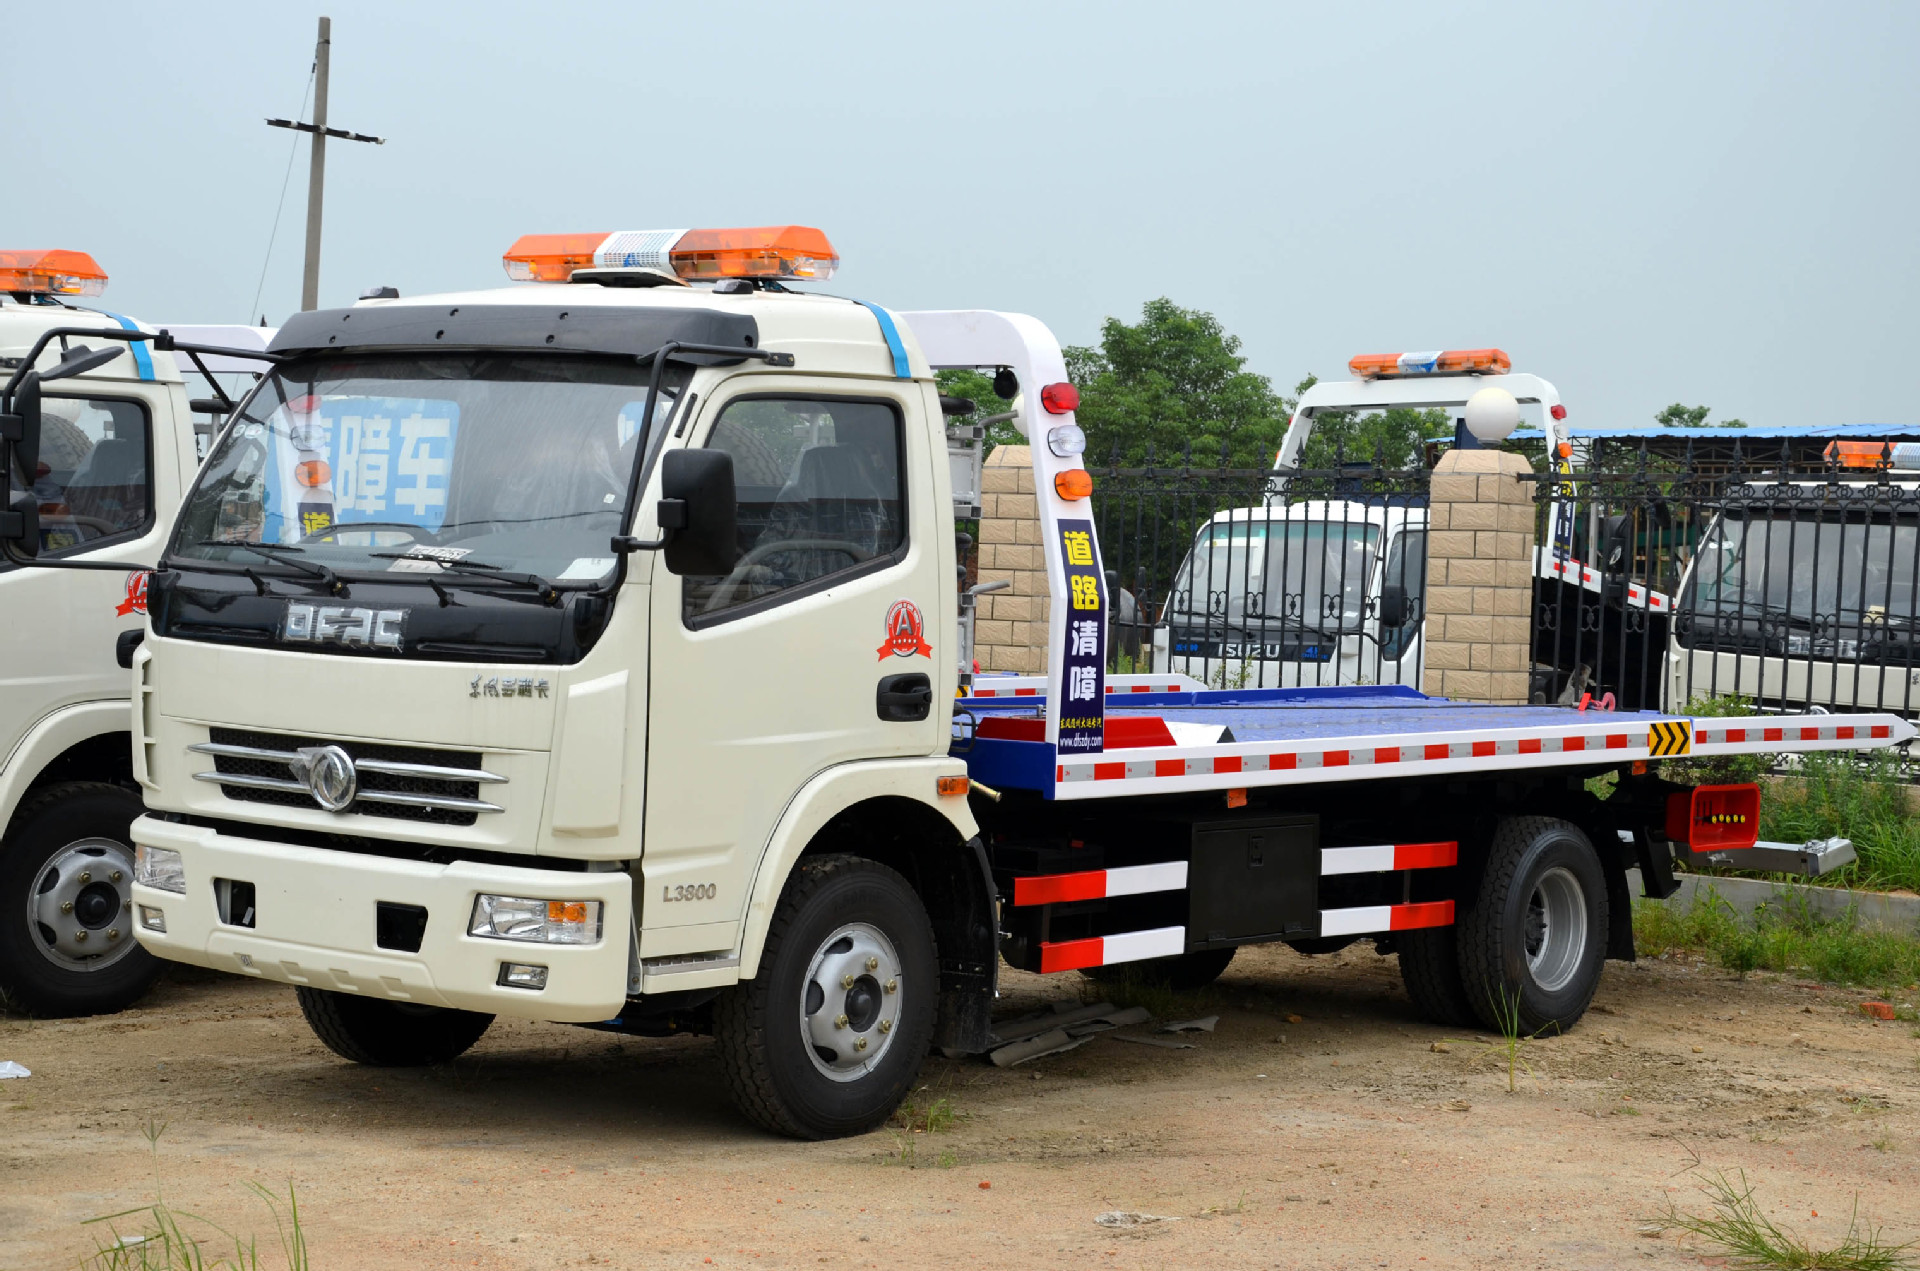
[1158,1015,1219,1033]
[1094,1211,1181,1229]
[988,1004,1153,1064]
[990,1028,1094,1067]
[1109,1034,1196,1050]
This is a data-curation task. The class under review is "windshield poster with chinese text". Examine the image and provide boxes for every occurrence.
[1056,518,1106,753]
[268,398,460,543]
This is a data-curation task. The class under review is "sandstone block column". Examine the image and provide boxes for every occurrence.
[973,445,1051,673]
[1419,448,1537,704]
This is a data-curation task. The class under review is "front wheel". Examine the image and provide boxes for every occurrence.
[1457,817,1609,1035]
[0,783,162,1017]
[715,855,936,1139]
[295,987,493,1065]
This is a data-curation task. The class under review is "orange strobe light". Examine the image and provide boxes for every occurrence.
[0,249,108,297]
[503,227,839,284]
[1349,348,1510,379]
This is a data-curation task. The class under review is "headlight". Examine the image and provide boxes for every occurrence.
[469,895,602,945]
[134,844,186,894]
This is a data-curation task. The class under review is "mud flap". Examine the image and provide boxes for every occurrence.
[932,836,999,1054]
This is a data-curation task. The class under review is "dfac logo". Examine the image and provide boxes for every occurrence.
[115,571,149,617]
[877,599,932,661]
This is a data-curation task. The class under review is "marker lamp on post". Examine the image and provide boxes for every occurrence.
[134,844,186,894]
[469,895,603,945]
[1046,424,1086,458]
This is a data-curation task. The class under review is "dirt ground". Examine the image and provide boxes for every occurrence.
[4,943,1918,1270]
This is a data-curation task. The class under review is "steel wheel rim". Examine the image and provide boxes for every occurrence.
[1523,865,1586,993]
[799,922,903,1083]
[28,838,140,972]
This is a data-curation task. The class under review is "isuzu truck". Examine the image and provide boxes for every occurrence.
[9,227,1898,1136]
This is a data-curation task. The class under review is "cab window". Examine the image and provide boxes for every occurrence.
[1380,528,1427,660]
[682,396,906,621]
[34,395,152,555]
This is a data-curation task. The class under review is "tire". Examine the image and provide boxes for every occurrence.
[0,782,163,1017]
[1082,947,1236,992]
[295,986,493,1065]
[715,855,937,1139]
[1457,817,1608,1035]
[1396,926,1479,1028]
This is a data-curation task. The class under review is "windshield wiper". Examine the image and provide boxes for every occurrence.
[194,541,342,593]
[368,553,560,605]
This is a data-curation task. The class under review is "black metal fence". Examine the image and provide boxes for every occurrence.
[1530,438,1920,717]
[1091,445,1431,688]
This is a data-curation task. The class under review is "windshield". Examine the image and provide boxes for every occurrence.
[1169,519,1380,628]
[170,354,682,585]
[1686,514,1920,624]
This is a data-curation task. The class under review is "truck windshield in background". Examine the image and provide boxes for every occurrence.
[1681,513,1920,656]
[1168,520,1380,634]
[170,355,682,585]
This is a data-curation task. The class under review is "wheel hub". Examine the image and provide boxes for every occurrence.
[1524,866,1587,994]
[29,838,139,971]
[800,923,903,1082]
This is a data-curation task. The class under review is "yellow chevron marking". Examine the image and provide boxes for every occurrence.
[1648,720,1692,757]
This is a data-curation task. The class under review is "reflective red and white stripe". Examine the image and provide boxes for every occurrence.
[1320,841,1457,875]
[1697,722,1893,746]
[1012,861,1188,907]
[1540,558,1672,613]
[1038,925,1185,974]
[962,673,1205,700]
[1320,900,1454,938]
[1058,731,1638,786]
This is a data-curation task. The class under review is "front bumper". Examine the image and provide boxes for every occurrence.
[129,816,633,1022]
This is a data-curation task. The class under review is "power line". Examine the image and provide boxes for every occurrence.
[248,62,316,326]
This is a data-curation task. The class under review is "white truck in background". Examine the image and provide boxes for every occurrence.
[1151,350,1572,691]
[0,247,271,1014]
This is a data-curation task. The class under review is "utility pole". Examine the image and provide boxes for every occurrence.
[267,16,384,312]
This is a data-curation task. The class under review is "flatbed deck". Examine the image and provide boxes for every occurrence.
[955,683,1915,801]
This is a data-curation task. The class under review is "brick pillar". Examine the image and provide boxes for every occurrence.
[1421,448,1536,704]
[974,445,1051,673]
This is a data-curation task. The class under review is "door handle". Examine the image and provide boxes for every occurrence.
[876,673,932,722]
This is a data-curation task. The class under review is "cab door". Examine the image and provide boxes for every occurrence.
[639,380,947,952]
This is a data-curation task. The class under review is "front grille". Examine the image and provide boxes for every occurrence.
[193,727,503,827]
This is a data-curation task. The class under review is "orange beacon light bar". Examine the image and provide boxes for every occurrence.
[502,226,839,284]
[1349,348,1510,379]
[0,249,108,297]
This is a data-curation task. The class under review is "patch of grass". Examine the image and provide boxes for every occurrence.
[1635,894,1920,989]
[82,1120,308,1270]
[1659,1168,1917,1270]
[1761,752,1920,896]
[886,1091,962,1168]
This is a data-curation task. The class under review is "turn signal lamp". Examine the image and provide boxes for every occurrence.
[502,226,839,285]
[1826,440,1920,470]
[0,249,108,297]
[1054,468,1093,500]
[1349,348,1511,379]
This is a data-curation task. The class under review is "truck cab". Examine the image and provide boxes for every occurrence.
[0,248,269,1015]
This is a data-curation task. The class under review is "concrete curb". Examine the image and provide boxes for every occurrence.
[1628,868,1920,933]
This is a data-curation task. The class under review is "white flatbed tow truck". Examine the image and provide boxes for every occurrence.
[7,227,1898,1136]
[0,247,271,1015]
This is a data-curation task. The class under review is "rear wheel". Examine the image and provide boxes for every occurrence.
[1457,817,1608,1035]
[1082,947,1236,993]
[1396,926,1479,1028]
[0,783,162,1017]
[715,855,936,1139]
[295,987,493,1065]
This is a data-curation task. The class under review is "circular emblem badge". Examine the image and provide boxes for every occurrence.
[877,599,932,660]
[115,571,149,617]
[291,745,359,813]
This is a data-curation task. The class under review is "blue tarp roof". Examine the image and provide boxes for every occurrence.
[1494,424,1920,441]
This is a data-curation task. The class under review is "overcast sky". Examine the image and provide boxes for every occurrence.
[8,1,1915,429]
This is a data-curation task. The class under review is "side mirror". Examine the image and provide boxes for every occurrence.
[0,372,42,552]
[659,448,739,576]
[1601,514,1632,573]
[1378,582,1410,629]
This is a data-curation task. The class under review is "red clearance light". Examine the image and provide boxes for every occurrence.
[1349,348,1511,379]
[1550,404,1567,420]
[1040,382,1080,414]
[0,249,107,296]
[503,226,839,284]
[1665,783,1760,852]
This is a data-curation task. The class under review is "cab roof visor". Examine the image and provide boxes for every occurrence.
[267,304,760,363]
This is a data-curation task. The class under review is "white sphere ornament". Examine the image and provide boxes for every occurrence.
[1463,386,1521,443]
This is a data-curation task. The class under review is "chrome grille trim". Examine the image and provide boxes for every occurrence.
[189,737,506,818]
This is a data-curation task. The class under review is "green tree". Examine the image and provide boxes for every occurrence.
[1655,402,1747,429]
[934,368,1022,449]
[1065,298,1290,469]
